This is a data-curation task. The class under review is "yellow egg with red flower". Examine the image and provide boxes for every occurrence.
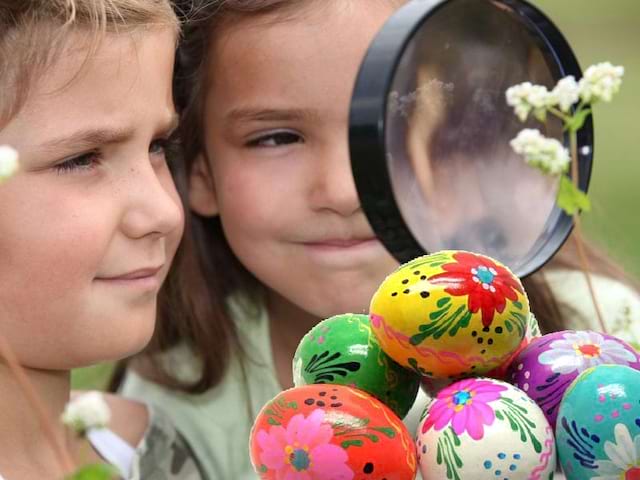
[369,251,529,379]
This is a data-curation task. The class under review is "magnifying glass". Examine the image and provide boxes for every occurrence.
[349,0,593,278]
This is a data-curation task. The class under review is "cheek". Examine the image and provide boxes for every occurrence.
[215,160,299,239]
[0,191,114,303]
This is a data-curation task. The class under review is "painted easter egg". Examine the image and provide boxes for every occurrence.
[370,251,529,379]
[293,314,421,419]
[508,330,640,428]
[250,384,417,479]
[417,378,556,480]
[556,364,640,480]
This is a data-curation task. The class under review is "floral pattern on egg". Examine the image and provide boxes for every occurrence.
[370,251,529,379]
[417,378,555,480]
[508,330,640,428]
[556,364,640,480]
[250,384,417,479]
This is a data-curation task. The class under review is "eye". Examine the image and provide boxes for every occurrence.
[149,135,180,163]
[247,131,303,148]
[54,151,101,174]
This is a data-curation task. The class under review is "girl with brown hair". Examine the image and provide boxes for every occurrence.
[116,1,640,478]
[0,1,205,478]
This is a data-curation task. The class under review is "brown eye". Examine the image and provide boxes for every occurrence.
[247,131,303,148]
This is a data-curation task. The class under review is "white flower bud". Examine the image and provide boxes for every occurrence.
[0,145,19,182]
[510,129,570,176]
[61,392,111,434]
[579,62,624,104]
[506,82,553,122]
[550,76,581,112]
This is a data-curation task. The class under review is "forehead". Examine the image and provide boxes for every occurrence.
[205,1,396,118]
[1,28,176,152]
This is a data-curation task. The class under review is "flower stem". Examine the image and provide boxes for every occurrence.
[0,331,76,476]
[569,132,607,334]
[548,106,571,122]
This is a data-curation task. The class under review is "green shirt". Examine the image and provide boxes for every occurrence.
[121,269,640,479]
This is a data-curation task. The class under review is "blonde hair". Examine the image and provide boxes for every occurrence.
[0,0,179,127]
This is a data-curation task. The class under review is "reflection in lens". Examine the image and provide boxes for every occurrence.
[385,0,564,273]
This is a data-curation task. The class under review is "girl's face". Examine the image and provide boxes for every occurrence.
[191,1,399,319]
[0,29,184,369]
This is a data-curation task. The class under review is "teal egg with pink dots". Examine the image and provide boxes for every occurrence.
[293,314,421,419]
[416,377,556,479]
[556,364,640,479]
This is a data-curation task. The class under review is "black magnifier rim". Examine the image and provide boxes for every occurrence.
[349,0,594,278]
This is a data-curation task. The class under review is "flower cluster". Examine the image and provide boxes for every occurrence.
[61,392,111,435]
[0,145,19,182]
[510,129,570,176]
[506,62,623,215]
[505,82,553,122]
[579,62,625,104]
[506,62,624,123]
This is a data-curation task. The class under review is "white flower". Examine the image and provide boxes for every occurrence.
[579,62,624,104]
[538,330,638,375]
[550,76,581,112]
[510,129,570,175]
[506,82,553,121]
[0,145,19,182]
[61,391,111,434]
[592,424,640,479]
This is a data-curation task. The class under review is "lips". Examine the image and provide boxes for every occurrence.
[96,265,163,281]
[303,237,378,249]
[310,238,376,247]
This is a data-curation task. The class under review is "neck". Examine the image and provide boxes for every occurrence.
[266,291,320,390]
[0,364,73,479]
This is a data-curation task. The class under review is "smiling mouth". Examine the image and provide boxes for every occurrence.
[95,266,164,282]
[305,238,377,248]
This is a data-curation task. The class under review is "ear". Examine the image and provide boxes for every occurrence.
[188,153,219,217]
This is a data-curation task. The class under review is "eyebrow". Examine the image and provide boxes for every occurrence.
[38,114,180,151]
[225,107,321,125]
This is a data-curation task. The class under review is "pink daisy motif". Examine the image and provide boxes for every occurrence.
[256,409,354,480]
[422,379,507,440]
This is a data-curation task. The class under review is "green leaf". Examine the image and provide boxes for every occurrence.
[66,464,118,480]
[341,439,363,448]
[372,426,396,439]
[557,175,591,215]
[437,297,451,308]
[564,107,592,133]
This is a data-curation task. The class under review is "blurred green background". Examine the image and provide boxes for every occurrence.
[72,0,640,391]
[530,0,640,278]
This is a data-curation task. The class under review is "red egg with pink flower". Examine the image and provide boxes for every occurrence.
[250,384,417,479]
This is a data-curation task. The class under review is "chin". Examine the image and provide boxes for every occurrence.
[75,320,156,367]
[311,298,371,320]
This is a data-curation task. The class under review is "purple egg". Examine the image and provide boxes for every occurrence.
[506,330,640,428]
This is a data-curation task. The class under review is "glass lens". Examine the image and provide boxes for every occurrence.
[385,0,564,272]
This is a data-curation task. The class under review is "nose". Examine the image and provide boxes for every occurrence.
[120,160,183,240]
[308,140,361,217]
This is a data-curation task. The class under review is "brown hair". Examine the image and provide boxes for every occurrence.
[0,0,178,128]
[115,0,639,394]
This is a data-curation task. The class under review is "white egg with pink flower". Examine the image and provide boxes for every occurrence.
[416,377,556,479]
